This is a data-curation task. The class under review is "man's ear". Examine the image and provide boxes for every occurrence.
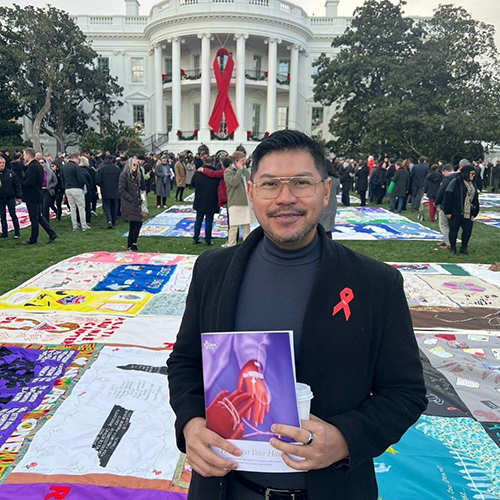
[323,177,332,208]
[248,181,254,210]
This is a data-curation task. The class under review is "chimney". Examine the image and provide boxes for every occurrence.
[325,0,339,17]
[125,0,140,16]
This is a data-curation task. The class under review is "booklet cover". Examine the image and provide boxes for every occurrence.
[201,330,302,473]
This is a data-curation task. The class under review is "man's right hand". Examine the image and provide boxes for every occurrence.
[183,417,241,477]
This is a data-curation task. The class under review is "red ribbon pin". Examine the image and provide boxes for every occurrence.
[332,288,354,321]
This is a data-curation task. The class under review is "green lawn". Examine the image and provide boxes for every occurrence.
[1,189,499,296]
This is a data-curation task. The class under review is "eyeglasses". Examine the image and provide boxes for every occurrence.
[253,176,326,199]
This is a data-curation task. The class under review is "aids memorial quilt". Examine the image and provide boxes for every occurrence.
[479,193,500,208]
[5,203,70,233]
[476,212,500,229]
[133,205,441,241]
[1,255,500,499]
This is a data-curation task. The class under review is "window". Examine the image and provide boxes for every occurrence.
[279,59,290,75]
[166,105,173,133]
[165,58,172,74]
[194,103,200,131]
[133,105,145,133]
[254,55,262,77]
[252,104,261,135]
[193,54,200,71]
[98,57,109,72]
[277,107,288,130]
[311,108,324,138]
[131,57,145,83]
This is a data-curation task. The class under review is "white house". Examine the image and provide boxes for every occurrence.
[24,0,352,154]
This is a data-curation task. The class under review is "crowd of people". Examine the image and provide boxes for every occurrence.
[323,154,496,255]
[0,143,497,255]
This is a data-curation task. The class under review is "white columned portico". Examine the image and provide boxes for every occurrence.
[288,44,300,130]
[153,43,164,135]
[265,37,281,134]
[198,32,212,142]
[169,36,182,142]
[234,33,249,143]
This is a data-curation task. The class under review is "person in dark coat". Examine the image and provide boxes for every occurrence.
[434,164,457,249]
[191,155,220,246]
[119,160,146,252]
[410,157,429,211]
[493,161,500,193]
[354,162,369,206]
[389,161,410,213]
[10,154,25,184]
[443,164,479,256]
[49,162,65,221]
[21,148,57,245]
[339,162,354,206]
[0,156,22,238]
[96,155,121,228]
[167,130,426,500]
[423,164,442,222]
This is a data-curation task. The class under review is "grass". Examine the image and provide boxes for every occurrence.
[1,189,499,296]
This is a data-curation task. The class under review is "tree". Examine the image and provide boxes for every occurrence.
[313,0,500,162]
[0,68,23,145]
[0,5,122,153]
[79,120,143,155]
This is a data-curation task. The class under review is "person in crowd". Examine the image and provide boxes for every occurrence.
[78,156,94,228]
[367,154,375,173]
[175,153,188,202]
[61,152,89,231]
[472,161,483,192]
[389,160,410,213]
[354,161,369,206]
[443,164,479,256]
[144,155,156,195]
[191,155,220,246]
[119,160,146,252]
[224,151,253,247]
[319,159,340,238]
[423,164,442,223]
[0,156,21,239]
[21,148,58,244]
[385,158,396,188]
[10,153,24,183]
[39,156,58,222]
[96,154,121,229]
[410,156,429,211]
[155,155,172,208]
[368,160,381,204]
[50,162,64,221]
[167,130,426,500]
[186,155,196,189]
[492,160,500,193]
[339,160,354,206]
[434,163,457,250]
[375,159,388,204]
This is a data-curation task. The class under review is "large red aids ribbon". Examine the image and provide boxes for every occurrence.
[209,48,239,136]
[332,288,354,321]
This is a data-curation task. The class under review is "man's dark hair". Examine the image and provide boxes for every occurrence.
[23,148,36,159]
[442,163,454,173]
[418,156,426,164]
[205,156,214,165]
[250,130,327,180]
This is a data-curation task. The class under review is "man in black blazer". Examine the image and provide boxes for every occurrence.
[21,148,58,245]
[167,131,426,500]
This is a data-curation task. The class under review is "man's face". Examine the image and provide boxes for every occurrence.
[161,158,167,165]
[23,151,32,163]
[248,150,331,250]
[0,159,5,171]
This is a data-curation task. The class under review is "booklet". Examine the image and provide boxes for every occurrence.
[201,330,302,473]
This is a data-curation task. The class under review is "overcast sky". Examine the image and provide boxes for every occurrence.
[1,0,499,48]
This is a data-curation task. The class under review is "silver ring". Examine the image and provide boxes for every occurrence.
[305,431,314,446]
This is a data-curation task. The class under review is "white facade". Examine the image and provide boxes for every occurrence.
[31,0,353,154]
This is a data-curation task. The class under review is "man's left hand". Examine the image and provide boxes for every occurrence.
[270,415,349,471]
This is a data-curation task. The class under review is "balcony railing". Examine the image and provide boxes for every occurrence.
[162,69,289,85]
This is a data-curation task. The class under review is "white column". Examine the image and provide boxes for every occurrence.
[198,32,212,142]
[266,37,281,134]
[234,33,249,142]
[169,36,182,142]
[288,44,300,130]
[153,44,164,135]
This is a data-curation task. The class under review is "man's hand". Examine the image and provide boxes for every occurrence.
[471,216,475,221]
[446,214,452,220]
[270,415,349,471]
[197,167,204,172]
[183,417,241,478]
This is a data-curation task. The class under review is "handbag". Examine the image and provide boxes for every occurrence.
[140,192,149,218]
[387,181,395,194]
